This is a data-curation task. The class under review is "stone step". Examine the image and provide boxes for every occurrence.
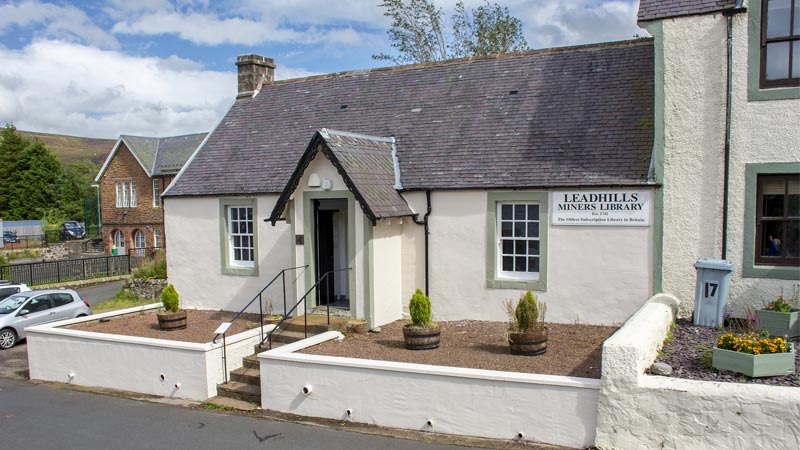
[280,314,350,334]
[229,367,260,386]
[270,329,312,345]
[216,381,260,404]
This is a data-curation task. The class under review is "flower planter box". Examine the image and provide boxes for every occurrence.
[712,344,795,378]
[756,309,800,339]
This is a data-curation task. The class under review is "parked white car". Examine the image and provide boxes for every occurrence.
[0,281,31,301]
[0,289,91,349]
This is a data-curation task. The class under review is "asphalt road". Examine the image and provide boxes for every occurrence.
[0,377,476,450]
[75,280,126,306]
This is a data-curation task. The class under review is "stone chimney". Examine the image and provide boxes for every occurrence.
[236,54,275,98]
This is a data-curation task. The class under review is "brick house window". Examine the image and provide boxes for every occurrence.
[153,179,160,208]
[116,181,137,208]
[153,228,162,248]
[112,230,125,251]
[755,174,800,266]
[761,0,800,88]
[134,229,146,250]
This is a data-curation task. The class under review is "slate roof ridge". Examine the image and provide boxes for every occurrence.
[638,0,738,22]
[269,38,654,87]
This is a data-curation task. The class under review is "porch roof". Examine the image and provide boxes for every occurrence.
[268,129,414,225]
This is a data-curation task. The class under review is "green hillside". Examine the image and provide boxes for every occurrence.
[18,130,115,165]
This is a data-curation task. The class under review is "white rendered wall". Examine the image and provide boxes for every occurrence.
[164,195,294,313]
[260,334,600,449]
[425,190,653,325]
[657,11,800,316]
[595,295,800,450]
[400,191,426,308]
[371,219,403,326]
[26,305,266,401]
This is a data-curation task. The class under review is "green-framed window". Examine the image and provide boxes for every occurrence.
[486,192,548,290]
[219,198,258,276]
[743,163,800,279]
[748,0,800,100]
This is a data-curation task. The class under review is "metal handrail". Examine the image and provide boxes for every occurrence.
[212,265,307,345]
[261,267,351,349]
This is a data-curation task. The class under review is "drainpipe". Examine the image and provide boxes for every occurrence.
[412,190,432,295]
[721,0,747,260]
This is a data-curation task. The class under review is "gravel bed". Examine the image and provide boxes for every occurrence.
[300,320,618,378]
[654,318,800,387]
[68,309,263,343]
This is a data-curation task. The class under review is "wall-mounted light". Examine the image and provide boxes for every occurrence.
[308,173,321,188]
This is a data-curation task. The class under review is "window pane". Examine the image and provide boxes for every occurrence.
[766,42,790,80]
[246,208,253,220]
[514,222,526,237]
[528,240,540,255]
[247,221,253,234]
[787,221,799,258]
[234,249,241,260]
[527,204,539,221]
[515,240,526,255]
[501,204,512,220]
[793,41,800,79]
[514,204,526,220]
[502,256,513,271]
[528,257,539,273]
[789,178,799,216]
[528,222,540,238]
[501,221,512,237]
[795,0,800,36]
[231,208,238,220]
[761,222,785,256]
[763,194,785,217]
[767,0,792,38]
[502,240,513,254]
[515,256,526,272]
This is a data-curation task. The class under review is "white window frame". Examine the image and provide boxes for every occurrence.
[228,206,255,268]
[153,228,162,248]
[115,182,122,207]
[130,181,137,207]
[496,202,541,281]
[113,230,125,249]
[123,181,130,207]
[133,230,146,249]
[153,179,160,208]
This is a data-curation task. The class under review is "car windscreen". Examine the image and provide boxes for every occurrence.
[0,293,33,314]
[64,222,80,229]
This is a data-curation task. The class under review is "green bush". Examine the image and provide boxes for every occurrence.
[134,256,167,279]
[161,284,180,312]
[505,291,546,332]
[93,288,149,313]
[409,288,432,327]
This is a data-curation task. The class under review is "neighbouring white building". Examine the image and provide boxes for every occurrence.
[639,0,799,316]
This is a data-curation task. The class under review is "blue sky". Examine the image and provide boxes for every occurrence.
[0,1,645,139]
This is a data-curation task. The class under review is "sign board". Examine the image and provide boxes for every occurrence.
[214,322,232,335]
[551,190,651,226]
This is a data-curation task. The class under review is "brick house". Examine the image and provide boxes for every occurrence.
[95,133,206,254]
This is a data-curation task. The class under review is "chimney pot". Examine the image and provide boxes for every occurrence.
[236,54,275,98]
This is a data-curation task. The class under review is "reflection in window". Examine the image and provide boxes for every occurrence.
[757,174,799,265]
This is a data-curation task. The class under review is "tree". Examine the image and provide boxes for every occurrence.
[374,0,529,64]
[0,124,25,214]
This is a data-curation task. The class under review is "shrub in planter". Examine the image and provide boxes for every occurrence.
[756,293,799,339]
[712,331,794,377]
[156,284,187,330]
[403,289,440,350]
[504,291,548,355]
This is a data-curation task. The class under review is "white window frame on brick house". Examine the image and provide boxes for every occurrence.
[133,229,146,250]
[113,230,125,250]
[219,198,258,276]
[117,181,137,208]
[130,181,137,207]
[153,179,160,208]
[115,182,122,207]
[153,228,162,248]
[123,181,130,207]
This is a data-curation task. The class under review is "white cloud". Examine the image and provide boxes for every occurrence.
[0,1,119,49]
[0,40,233,138]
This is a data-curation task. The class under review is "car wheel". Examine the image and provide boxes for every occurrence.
[0,328,17,349]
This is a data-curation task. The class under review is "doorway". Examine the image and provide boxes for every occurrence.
[314,199,349,308]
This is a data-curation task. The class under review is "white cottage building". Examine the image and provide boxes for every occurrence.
[163,41,657,329]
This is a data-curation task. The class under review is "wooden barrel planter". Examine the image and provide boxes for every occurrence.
[403,325,440,350]
[508,328,548,355]
[157,310,187,330]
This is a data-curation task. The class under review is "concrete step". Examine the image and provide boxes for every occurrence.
[281,314,349,333]
[216,381,260,404]
[229,367,260,386]
[243,355,260,370]
[270,329,311,345]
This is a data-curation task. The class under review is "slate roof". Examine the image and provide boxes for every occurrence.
[638,0,737,22]
[269,129,414,223]
[97,133,208,181]
[166,39,655,197]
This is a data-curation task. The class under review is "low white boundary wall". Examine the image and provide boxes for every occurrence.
[26,304,271,401]
[596,294,800,450]
[259,332,601,448]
